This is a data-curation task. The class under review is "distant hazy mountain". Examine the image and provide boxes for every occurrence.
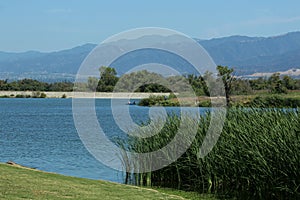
[200,32,300,75]
[0,32,300,81]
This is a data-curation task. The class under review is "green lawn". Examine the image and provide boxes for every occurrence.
[0,163,215,200]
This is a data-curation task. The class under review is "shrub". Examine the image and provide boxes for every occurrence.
[198,100,211,107]
[15,94,26,98]
[138,95,169,106]
[39,92,47,98]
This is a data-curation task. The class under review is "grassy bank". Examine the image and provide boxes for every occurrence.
[138,91,300,108]
[0,163,215,200]
[121,108,300,199]
[230,90,300,107]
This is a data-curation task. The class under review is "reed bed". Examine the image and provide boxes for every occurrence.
[119,108,300,199]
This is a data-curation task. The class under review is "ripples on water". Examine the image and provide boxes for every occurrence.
[0,98,206,182]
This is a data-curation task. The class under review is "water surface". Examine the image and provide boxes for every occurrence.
[0,98,205,182]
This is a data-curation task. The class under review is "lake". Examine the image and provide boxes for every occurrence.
[0,98,204,182]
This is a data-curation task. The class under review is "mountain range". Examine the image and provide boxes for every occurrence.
[0,31,300,81]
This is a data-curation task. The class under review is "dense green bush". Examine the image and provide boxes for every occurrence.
[15,94,31,98]
[39,92,47,98]
[197,100,212,107]
[138,95,179,107]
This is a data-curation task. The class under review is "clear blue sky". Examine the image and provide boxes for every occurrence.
[1,0,300,52]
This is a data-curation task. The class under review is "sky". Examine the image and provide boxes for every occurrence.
[1,0,300,52]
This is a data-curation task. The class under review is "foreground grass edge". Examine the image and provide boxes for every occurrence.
[0,163,216,200]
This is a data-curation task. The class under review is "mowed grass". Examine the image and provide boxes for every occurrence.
[0,163,215,200]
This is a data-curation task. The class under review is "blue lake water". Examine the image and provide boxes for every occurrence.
[0,98,204,182]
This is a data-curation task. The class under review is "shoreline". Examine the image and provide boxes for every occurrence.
[1,162,202,199]
[0,91,172,99]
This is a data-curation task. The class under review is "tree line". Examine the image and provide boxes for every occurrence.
[88,66,300,93]
[0,79,73,91]
[1,66,300,96]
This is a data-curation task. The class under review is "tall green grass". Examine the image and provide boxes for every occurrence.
[119,108,300,199]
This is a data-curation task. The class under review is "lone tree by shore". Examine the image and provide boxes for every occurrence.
[217,65,234,106]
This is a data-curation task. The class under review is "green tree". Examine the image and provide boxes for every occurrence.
[0,79,8,90]
[231,79,252,95]
[217,65,234,106]
[186,74,207,96]
[116,70,169,92]
[249,77,268,90]
[48,82,73,91]
[97,66,119,92]
[87,77,99,91]
[202,71,215,96]
[268,73,287,94]
[282,75,296,90]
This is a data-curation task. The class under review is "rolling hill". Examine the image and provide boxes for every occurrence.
[0,32,300,81]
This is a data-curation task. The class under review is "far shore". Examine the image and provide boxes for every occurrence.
[0,91,172,99]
